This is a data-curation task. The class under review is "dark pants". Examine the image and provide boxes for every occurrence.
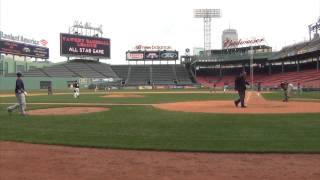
[235,90,246,107]
[283,90,288,102]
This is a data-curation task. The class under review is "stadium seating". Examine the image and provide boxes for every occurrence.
[126,65,151,86]
[63,62,106,78]
[198,68,320,88]
[42,64,77,77]
[85,62,118,78]
[152,65,176,85]
[255,69,320,88]
[111,65,130,80]
[5,68,47,77]
[175,65,194,85]
[18,61,120,79]
[110,64,194,86]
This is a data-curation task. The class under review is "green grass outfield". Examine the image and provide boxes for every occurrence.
[1,90,320,153]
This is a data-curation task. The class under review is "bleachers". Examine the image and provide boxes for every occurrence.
[256,69,320,88]
[127,66,151,86]
[198,69,320,88]
[63,62,105,78]
[43,64,77,77]
[175,65,193,85]
[111,65,130,80]
[7,61,194,86]
[85,62,118,78]
[110,65,195,86]
[9,61,120,79]
[14,68,47,77]
[152,65,176,85]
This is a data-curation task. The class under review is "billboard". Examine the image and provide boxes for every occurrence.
[126,50,179,61]
[60,33,110,58]
[0,39,49,59]
[126,52,144,60]
[160,51,178,60]
[144,51,160,60]
[0,30,48,46]
[223,38,265,48]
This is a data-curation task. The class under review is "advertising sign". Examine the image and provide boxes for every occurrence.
[126,50,179,61]
[144,51,160,60]
[0,39,49,59]
[60,33,110,58]
[0,30,48,46]
[160,51,178,60]
[223,38,265,48]
[126,52,144,60]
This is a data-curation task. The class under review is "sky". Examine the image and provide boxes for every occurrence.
[0,0,319,64]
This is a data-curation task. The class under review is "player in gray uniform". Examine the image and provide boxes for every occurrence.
[7,72,27,115]
[280,81,294,102]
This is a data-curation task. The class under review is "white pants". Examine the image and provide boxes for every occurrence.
[8,93,26,114]
[73,88,80,98]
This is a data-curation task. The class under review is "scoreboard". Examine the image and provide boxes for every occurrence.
[60,33,110,59]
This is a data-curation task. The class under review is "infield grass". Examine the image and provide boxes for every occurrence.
[1,101,320,153]
[1,91,320,153]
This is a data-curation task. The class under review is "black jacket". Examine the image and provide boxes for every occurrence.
[235,76,249,92]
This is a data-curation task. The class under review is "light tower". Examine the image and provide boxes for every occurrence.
[194,9,221,53]
[69,21,103,37]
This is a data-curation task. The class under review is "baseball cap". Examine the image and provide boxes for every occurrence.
[16,71,22,77]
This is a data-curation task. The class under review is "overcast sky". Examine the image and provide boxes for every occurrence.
[0,0,319,64]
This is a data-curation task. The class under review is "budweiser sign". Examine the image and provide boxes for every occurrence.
[224,38,265,48]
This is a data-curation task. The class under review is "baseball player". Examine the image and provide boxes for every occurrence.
[73,81,80,98]
[7,72,27,115]
[280,81,294,102]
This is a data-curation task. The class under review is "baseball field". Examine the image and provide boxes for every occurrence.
[1,89,320,179]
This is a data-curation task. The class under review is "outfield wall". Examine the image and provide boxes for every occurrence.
[0,56,51,75]
[0,77,78,90]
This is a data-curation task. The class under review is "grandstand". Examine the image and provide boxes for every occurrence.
[7,60,119,79]
[1,57,195,89]
[192,37,320,89]
[111,65,194,86]
[1,34,319,90]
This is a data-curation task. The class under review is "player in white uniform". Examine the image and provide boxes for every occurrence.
[280,81,294,102]
[73,81,80,98]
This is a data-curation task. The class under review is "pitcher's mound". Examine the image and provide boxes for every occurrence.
[153,92,320,114]
[153,100,320,114]
[27,107,109,116]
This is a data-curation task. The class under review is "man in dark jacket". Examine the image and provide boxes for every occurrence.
[234,71,249,108]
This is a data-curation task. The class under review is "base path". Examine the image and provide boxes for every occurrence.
[153,92,320,114]
[1,141,320,180]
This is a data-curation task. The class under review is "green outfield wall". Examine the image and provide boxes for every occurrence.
[0,76,79,90]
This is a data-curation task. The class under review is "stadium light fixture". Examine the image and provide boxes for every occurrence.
[194,9,221,52]
[69,21,103,37]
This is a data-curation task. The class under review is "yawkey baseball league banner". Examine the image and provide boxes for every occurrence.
[60,33,110,59]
